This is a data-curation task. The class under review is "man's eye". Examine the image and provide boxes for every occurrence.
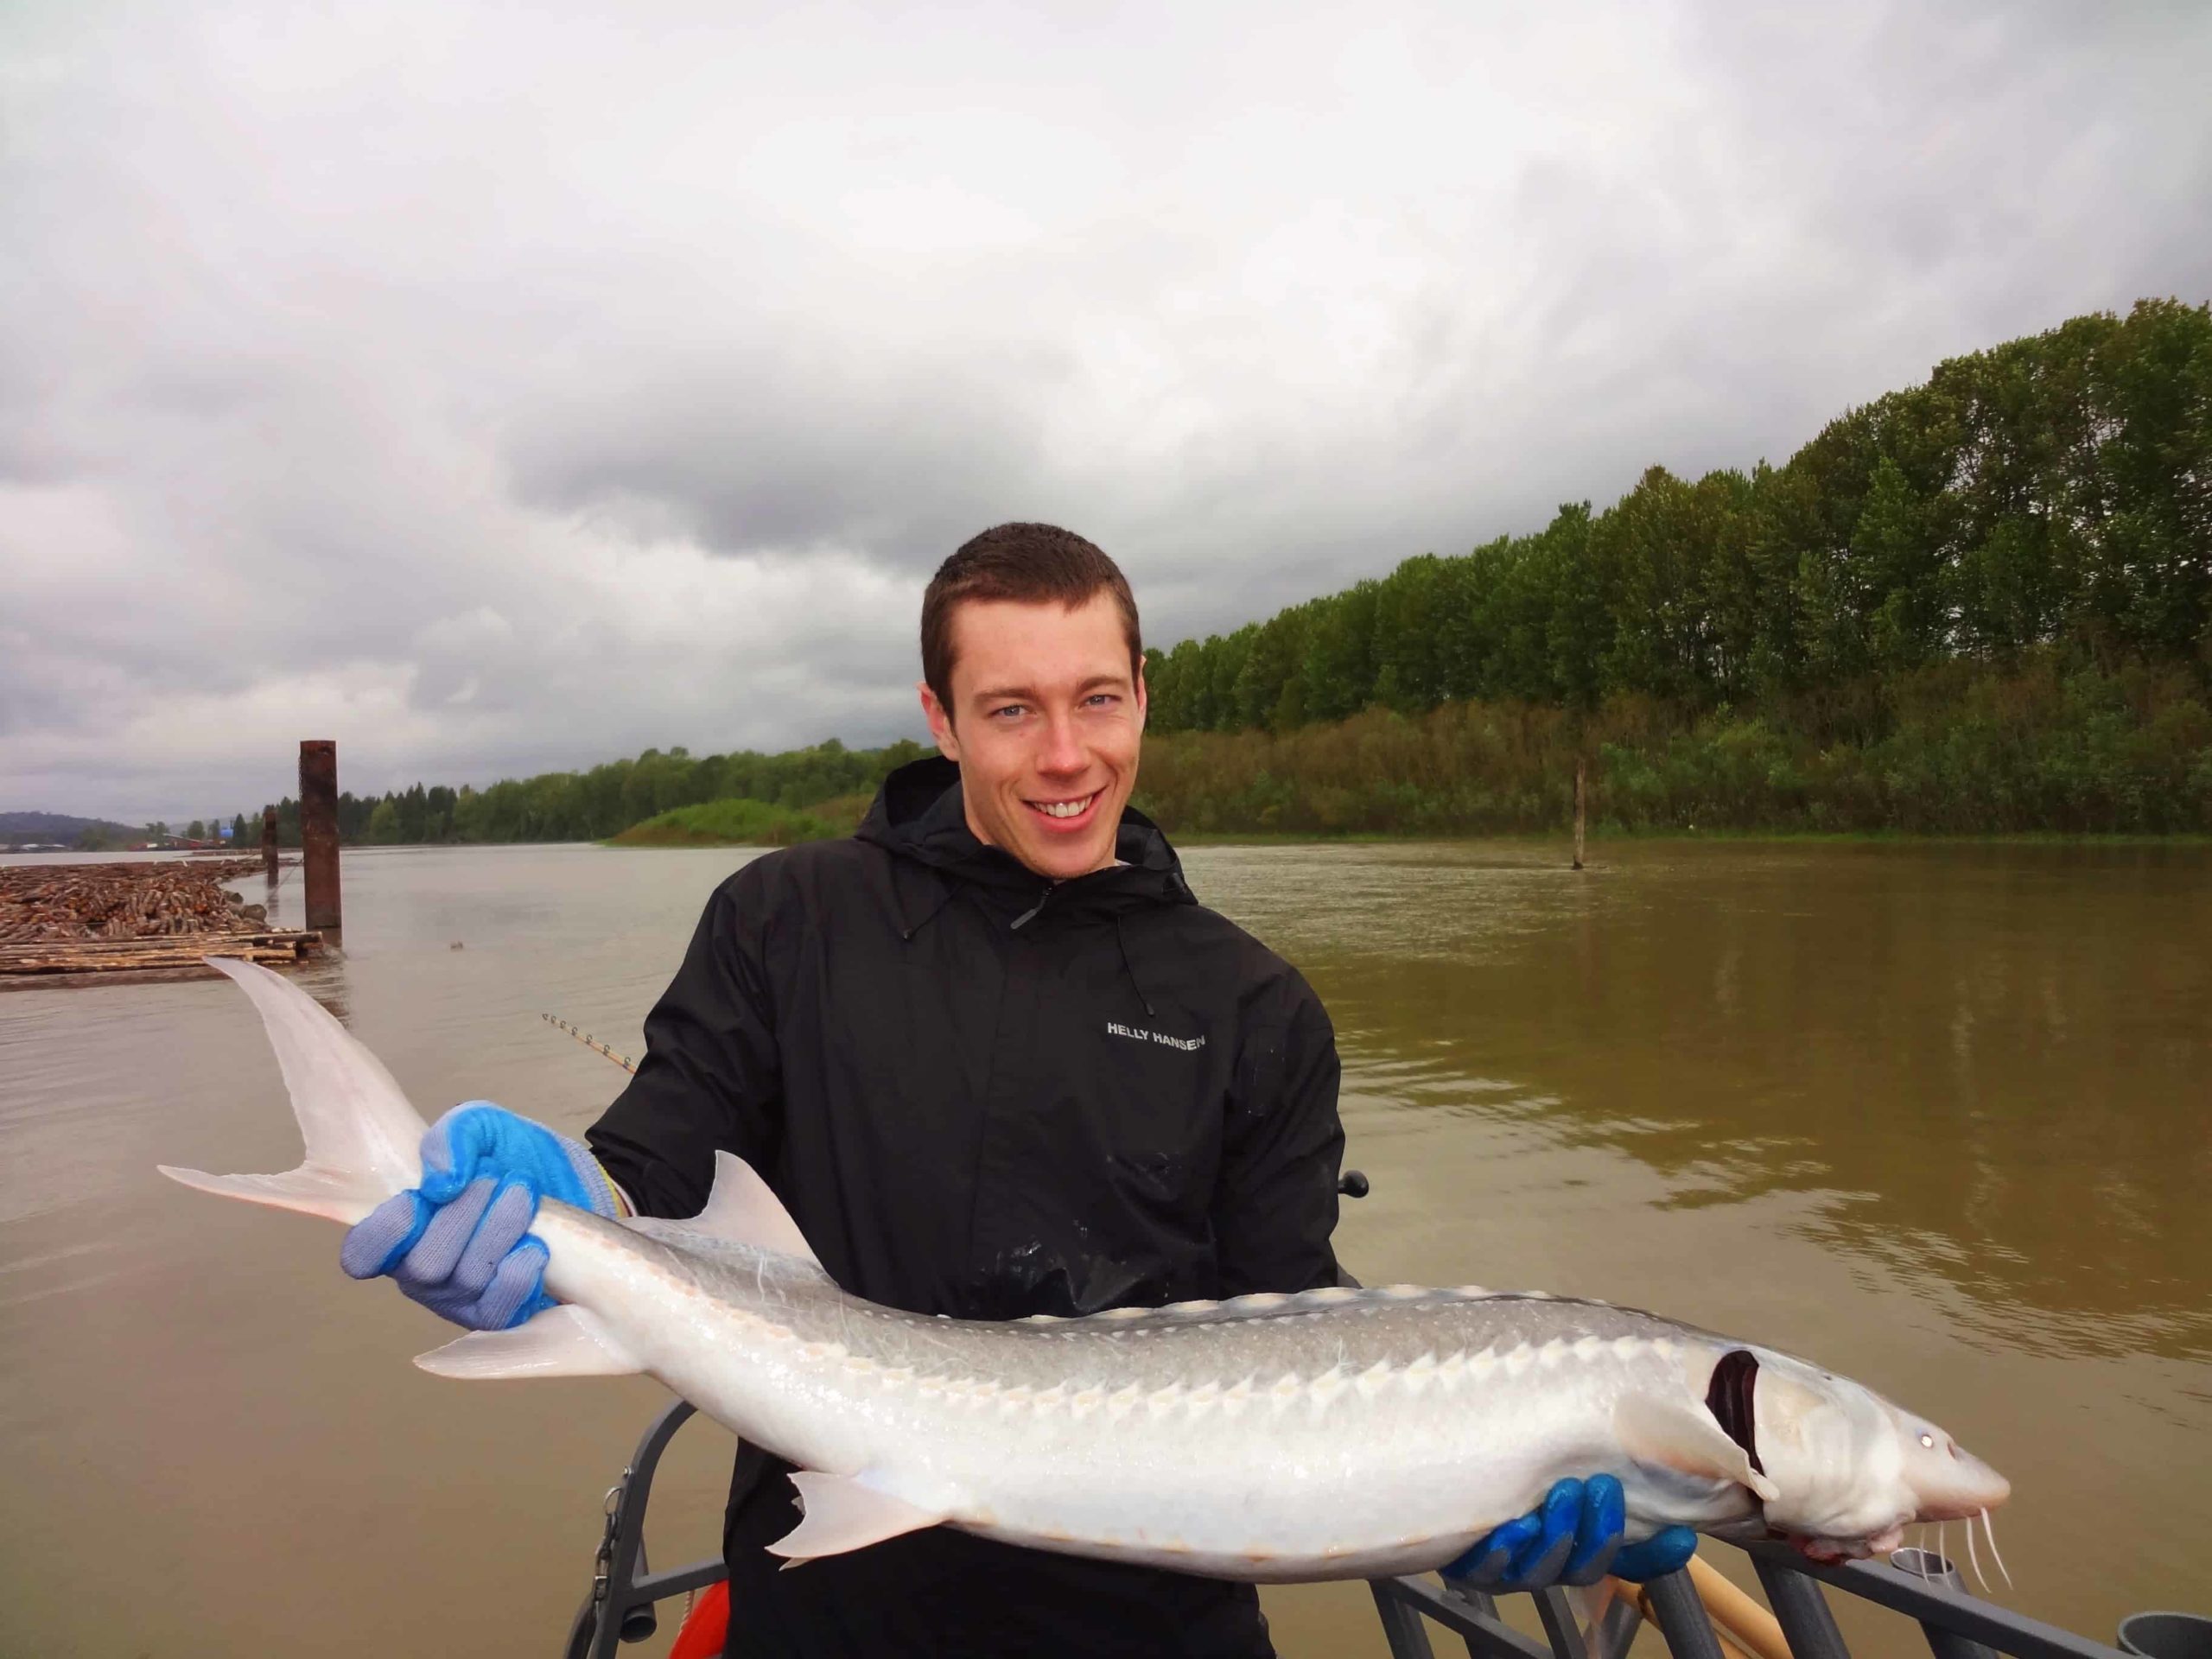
[990,704,1027,720]
[1085,694,1119,708]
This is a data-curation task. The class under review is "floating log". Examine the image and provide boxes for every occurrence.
[0,930,314,957]
[0,860,322,982]
[0,943,309,967]
[0,930,321,979]
[185,853,296,875]
[3,860,270,944]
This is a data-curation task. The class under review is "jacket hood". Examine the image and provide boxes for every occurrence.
[856,755,1194,926]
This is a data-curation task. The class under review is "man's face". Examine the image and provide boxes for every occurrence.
[919,592,1146,880]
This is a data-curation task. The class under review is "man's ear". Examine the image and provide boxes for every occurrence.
[919,681,961,763]
[1134,658,1148,734]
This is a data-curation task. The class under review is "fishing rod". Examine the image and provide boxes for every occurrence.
[540,1013,638,1075]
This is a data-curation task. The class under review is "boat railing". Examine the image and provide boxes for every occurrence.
[563,1398,2151,1659]
[1366,1543,2133,1659]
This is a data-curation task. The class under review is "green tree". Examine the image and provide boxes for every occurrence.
[1371,555,1447,713]
[1300,583,1380,722]
[1851,457,1945,669]
[1537,505,1611,711]
[1232,608,1308,729]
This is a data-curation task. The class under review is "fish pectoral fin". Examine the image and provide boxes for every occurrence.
[1613,1393,1782,1503]
[671,1151,823,1268]
[768,1471,945,1567]
[413,1306,644,1379]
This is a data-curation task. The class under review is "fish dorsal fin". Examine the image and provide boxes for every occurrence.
[690,1151,823,1268]
[1614,1393,1782,1503]
[770,1471,944,1566]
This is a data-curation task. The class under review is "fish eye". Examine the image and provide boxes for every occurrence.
[1918,1433,1936,1449]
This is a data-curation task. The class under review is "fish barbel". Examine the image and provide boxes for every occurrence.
[161,960,2010,1580]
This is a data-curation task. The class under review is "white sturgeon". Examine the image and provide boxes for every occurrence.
[161,959,2010,1580]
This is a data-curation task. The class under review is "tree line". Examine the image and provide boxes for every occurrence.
[1142,300,2210,741]
[240,738,931,847]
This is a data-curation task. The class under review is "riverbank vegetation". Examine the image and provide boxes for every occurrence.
[241,740,927,849]
[608,794,863,847]
[1137,653,2211,835]
[234,302,2209,844]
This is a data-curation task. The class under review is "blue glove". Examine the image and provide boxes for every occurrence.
[1614,1523,1700,1582]
[1445,1476,1697,1590]
[340,1103,623,1331]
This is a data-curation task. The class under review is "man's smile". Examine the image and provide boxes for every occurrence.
[1027,791,1099,824]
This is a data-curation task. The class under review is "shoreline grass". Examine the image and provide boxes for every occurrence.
[607,806,2212,853]
[607,798,841,849]
[1166,826,2212,849]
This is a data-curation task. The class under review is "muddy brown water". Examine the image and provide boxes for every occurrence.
[1,841,2205,1657]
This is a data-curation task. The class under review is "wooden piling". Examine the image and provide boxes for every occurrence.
[299,740,341,943]
[1573,757,1587,871]
[262,804,280,881]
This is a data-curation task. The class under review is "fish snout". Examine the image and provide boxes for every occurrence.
[1908,1442,2011,1522]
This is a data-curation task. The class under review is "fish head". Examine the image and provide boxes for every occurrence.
[1746,1353,2007,1559]
[1881,1398,2011,1523]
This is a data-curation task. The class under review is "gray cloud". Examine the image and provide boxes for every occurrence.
[3,0,2208,822]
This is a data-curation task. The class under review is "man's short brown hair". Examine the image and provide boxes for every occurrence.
[921,523,1143,711]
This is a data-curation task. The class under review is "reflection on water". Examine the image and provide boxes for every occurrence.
[0,840,2205,1657]
[1193,842,2212,1363]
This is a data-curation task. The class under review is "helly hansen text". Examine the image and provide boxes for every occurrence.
[1105,1020,1206,1052]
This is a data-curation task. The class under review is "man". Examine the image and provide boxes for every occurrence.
[342,524,1688,1656]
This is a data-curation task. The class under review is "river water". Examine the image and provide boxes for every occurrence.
[1,840,2205,1656]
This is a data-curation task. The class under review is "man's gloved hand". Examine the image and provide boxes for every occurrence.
[339,1103,624,1332]
[1444,1476,1698,1590]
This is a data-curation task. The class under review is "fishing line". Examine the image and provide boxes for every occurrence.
[541,1013,639,1074]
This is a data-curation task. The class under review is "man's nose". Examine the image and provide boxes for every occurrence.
[1038,711,1085,775]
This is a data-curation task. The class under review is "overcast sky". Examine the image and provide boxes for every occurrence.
[3,2,2209,823]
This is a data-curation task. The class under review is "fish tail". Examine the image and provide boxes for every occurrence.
[157,957,430,1224]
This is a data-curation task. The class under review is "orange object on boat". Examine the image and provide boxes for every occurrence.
[669,1580,730,1659]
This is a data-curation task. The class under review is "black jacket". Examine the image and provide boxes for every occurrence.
[588,756,1344,1657]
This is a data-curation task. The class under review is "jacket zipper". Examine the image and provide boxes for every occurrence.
[1009,883,1056,930]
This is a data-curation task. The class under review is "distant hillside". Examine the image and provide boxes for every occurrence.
[0,810,141,849]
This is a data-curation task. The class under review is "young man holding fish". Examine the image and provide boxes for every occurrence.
[340,524,1690,1655]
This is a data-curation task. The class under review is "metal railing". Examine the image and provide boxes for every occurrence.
[563,1401,724,1658]
[1365,1541,2134,1659]
[563,1399,2151,1659]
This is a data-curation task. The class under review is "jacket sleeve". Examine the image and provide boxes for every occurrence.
[1211,969,1344,1296]
[587,868,783,1221]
